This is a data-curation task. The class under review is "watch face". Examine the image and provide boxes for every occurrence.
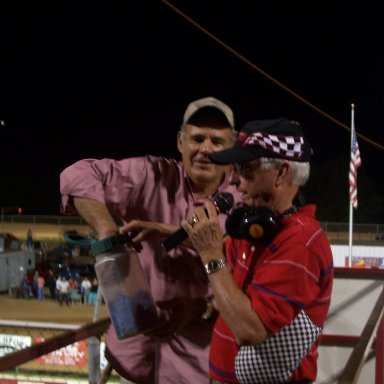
[208,260,219,270]
[205,259,226,274]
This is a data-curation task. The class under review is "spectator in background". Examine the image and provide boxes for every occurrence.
[47,269,56,299]
[56,275,62,303]
[37,273,45,300]
[68,277,77,291]
[58,276,70,306]
[32,270,39,298]
[80,276,92,304]
[26,229,34,250]
[20,275,33,298]
[87,277,98,305]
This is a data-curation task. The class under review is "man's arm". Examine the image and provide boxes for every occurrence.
[74,197,188,247]
[74,197,119,240]
[61,158,190,245]
[181,202,269,346]
[204,265,268,345]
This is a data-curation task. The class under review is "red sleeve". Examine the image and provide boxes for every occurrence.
[249,237,322,334]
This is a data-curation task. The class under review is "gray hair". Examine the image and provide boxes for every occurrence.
[259,157,310,186]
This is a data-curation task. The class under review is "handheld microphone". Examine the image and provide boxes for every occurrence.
[161,192,234,252]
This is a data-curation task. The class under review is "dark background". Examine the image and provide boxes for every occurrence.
[1,1,383,222]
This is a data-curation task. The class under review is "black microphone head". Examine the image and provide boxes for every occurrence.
[213,192,234,214]
[162,191,234,252]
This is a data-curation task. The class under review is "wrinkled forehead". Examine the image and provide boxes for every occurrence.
[183,124,234,140]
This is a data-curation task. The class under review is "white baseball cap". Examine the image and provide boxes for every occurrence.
[183,96,234,128]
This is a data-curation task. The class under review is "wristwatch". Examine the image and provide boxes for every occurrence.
[91,233,131,256]
[204,258,227,275]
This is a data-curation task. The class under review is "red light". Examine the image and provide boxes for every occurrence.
[18,207,22,214]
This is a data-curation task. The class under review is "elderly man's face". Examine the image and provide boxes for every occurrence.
[230,159,280,209]
[177,124,234,190]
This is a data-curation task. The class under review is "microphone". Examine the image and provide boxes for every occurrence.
[162,192,234,252]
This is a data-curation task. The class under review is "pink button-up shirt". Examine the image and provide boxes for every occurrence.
[60,155,241,383]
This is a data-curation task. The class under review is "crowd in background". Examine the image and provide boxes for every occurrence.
[18,269,99,305]
[8,228,100,305]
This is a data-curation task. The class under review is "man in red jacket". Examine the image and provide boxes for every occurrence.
[182,118,334,383]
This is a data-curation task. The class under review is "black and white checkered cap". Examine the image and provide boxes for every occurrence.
[244,131,305,159]
[209,118,313,164]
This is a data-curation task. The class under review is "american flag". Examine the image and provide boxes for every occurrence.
[349,109,362,209]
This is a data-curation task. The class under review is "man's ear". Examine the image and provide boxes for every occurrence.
[275,162,290,187]
[177,131,183,153]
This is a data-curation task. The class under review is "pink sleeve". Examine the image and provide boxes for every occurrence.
[60,157,147,216]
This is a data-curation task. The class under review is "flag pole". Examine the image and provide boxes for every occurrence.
[348,104,355,267]
[348,103,362,267]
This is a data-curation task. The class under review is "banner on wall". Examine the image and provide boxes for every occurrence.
[0,379,67,384]
[344,255,384,268]
[0,334,32,357]
[34,337,87,367]
[0,333,108,369]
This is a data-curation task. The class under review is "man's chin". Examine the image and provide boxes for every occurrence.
[241,198,257,209]
[193,162,214,171]
[191,170,218,184]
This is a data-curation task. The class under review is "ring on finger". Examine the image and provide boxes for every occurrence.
[189,216,199,227]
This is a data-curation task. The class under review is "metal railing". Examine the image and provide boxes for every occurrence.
[1,215,383,230]
[0,214,86,225]
[321,268,384,384]
[1,215,383,244]
[0,319,110,372]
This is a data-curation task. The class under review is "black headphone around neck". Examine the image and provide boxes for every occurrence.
[225,205,297,245]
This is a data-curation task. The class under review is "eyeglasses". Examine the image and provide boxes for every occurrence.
[233,158,279,177]
[233,160,259,176]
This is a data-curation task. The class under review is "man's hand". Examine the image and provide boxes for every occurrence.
[119,220,181,246]
[181,202,224,263]
[119,220,161,243]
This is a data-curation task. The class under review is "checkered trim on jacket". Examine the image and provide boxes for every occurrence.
[235,310,322,383]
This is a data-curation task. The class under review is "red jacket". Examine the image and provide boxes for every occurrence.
[209,204,334,383]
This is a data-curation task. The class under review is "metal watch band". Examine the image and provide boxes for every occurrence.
[91,233,131,256]
[204,258,227,275]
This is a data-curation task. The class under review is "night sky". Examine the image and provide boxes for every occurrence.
[1,1,383,220]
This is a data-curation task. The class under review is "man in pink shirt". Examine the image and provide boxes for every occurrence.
[60,97,241,383]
